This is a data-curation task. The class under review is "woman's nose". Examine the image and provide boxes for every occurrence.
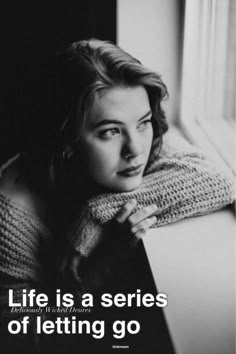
[122,133,143,160]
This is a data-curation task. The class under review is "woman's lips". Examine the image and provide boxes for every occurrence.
[117,164,143,177]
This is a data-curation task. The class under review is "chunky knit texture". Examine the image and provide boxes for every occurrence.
[0,194,51,280]
[0,142,234,284]
[68,142,235,257]
[0,194,51,326]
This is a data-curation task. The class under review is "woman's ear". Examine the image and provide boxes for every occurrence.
[49,143,75,186]
[62,144,75,161]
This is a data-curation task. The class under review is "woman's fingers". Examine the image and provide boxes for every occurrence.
[115,199,137,223]
[131,215,157,237]
[128,204,157,226]
[128,215,157,247]
[115,200,158,226]
[113,201,158,247]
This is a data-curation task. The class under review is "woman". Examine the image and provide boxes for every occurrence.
[0,39,234,353]
[51,39,234,283]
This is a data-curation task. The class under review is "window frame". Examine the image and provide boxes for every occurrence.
[179,0,235,175]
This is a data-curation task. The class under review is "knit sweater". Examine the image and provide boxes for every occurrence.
[0,140,235,351]
[0,194,51,279]
[68,142,235,257]
[0,193,51,329]
[0,143,234,284]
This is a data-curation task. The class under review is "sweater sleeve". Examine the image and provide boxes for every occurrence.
[69,143,235,257]
[0,194,53,353]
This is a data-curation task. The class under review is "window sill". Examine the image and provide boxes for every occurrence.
[178,119,236,177]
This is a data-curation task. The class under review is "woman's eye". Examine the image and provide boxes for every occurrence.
[99,128,120,139]
[138,119,152,131]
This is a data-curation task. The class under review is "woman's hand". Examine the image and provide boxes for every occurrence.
[60,199,157,290]
[114,199,157,246]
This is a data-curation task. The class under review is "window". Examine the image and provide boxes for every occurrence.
[180,0,235,174]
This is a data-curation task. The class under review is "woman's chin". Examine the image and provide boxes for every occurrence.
[109,176,143,193]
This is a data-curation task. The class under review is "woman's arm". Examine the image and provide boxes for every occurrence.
[0,162,54,353]
[68,142,235,259]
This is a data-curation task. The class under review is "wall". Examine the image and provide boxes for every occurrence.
[117,0,184,124]
[0,0,117,163]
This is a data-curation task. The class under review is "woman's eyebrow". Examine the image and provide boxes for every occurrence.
[138,110,152,121]
[92,119,124,129]
[92,110,152,129]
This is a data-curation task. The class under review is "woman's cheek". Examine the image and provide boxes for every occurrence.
[87,141,118,171]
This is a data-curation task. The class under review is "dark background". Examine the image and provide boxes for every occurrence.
[0,5,176,351]
[0,0,116,163]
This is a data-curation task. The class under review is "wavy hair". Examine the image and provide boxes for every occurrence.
[51,39,169,184]
[56,38,168,145]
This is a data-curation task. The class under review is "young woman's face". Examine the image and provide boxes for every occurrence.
[79,86,153,192]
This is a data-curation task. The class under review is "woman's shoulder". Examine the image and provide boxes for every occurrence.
[0,156,52,282]
[0,156,49,228]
